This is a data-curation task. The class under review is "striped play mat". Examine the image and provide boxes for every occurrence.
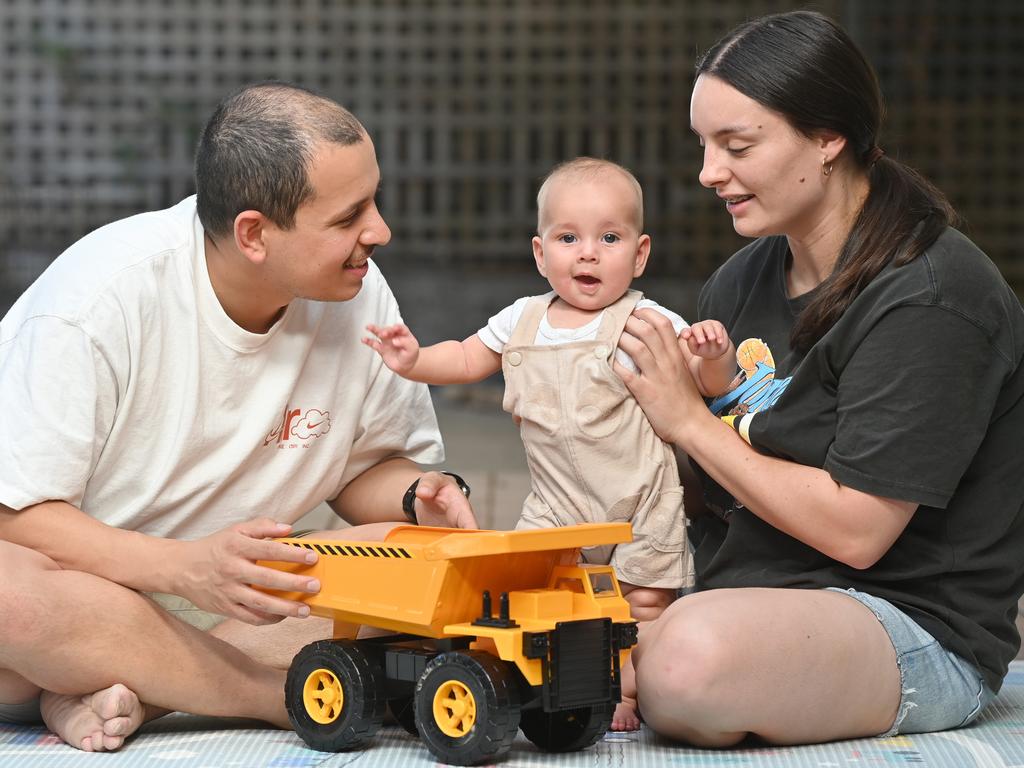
[2,661,1022,767]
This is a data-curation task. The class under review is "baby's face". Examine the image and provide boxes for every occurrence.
[533,174,649,313]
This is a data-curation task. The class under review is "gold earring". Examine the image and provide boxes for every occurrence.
[822,158,833,177]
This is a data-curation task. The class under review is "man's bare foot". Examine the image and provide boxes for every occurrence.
[40,684,146,751]
[611,696,641,731]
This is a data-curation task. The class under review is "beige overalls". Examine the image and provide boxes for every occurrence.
[503,290,691,589]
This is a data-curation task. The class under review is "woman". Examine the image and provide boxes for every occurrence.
[615,10,1024,746]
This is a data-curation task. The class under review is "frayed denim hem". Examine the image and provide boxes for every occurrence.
[824,587,993,736]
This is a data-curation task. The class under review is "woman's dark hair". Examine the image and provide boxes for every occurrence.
[696,11,957,352]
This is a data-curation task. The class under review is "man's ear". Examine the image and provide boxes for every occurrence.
[234,210,270,264]
[532,235,547,277]
[633,234,651,278]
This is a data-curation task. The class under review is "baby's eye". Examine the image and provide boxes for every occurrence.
[601,233,620,244]
[558,233,577,244]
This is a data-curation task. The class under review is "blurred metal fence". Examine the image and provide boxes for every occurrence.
[1,0,1020,316]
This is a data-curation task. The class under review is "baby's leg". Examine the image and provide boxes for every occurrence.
[613,585,676,732]
[621,584,676,622]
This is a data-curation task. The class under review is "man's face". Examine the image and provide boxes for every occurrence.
[262,137,391,303]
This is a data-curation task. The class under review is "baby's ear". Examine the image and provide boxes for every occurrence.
[633,234,652,277]
[532,235,547,276]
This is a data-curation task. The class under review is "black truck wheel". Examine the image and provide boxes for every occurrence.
[414,650,521,765]
[519,701,615,752]
[285,639,386,751]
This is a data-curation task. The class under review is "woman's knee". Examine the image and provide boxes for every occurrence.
[633,600,741,728]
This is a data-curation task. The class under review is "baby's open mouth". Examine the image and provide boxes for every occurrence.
[575,275,600,285]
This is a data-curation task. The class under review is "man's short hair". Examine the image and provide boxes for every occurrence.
[195,82,366,238]
[535,157,645,234]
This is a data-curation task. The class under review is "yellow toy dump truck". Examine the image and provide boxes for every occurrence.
[262,522,638,765]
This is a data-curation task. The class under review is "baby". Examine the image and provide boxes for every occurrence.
[365,157,736,729]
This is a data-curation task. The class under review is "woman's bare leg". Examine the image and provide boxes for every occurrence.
[633,587,900,746]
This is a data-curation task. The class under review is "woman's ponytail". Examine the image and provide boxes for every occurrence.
[790,155,957,352]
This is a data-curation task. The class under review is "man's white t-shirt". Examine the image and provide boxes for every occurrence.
[0,197,442,539]
[477,291,688,373]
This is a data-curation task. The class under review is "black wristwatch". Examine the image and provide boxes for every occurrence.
[402,471,471,524]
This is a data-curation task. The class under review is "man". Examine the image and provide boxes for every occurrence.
[0,82,475,751]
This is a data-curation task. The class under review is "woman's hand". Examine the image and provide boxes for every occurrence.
[614,308,712,446]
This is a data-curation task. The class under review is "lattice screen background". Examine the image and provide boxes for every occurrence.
[1,0,1021,336]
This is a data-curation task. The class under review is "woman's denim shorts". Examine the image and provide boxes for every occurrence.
[828,587,995,736]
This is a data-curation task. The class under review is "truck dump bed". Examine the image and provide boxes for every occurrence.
[264,522,631,637]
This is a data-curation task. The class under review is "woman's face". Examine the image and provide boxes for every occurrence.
[690,74,835,240]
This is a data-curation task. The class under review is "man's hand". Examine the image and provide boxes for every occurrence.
[171,518,322,625]
[411,471,478,529]
[363,323,421,376]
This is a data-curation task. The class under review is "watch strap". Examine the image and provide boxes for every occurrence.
[401,471,471,525]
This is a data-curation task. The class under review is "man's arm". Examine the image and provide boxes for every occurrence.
[328,456,478,529]
[0,500,321,623]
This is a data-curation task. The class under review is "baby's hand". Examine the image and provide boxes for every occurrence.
[680,319,732,359]
[363,323,421,375]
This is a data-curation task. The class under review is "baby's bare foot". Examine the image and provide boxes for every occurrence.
[611,696,641,732]
[40,683,146,751]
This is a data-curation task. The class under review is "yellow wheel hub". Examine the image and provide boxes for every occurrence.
[303,667,344,724]
[433,679,477,737]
